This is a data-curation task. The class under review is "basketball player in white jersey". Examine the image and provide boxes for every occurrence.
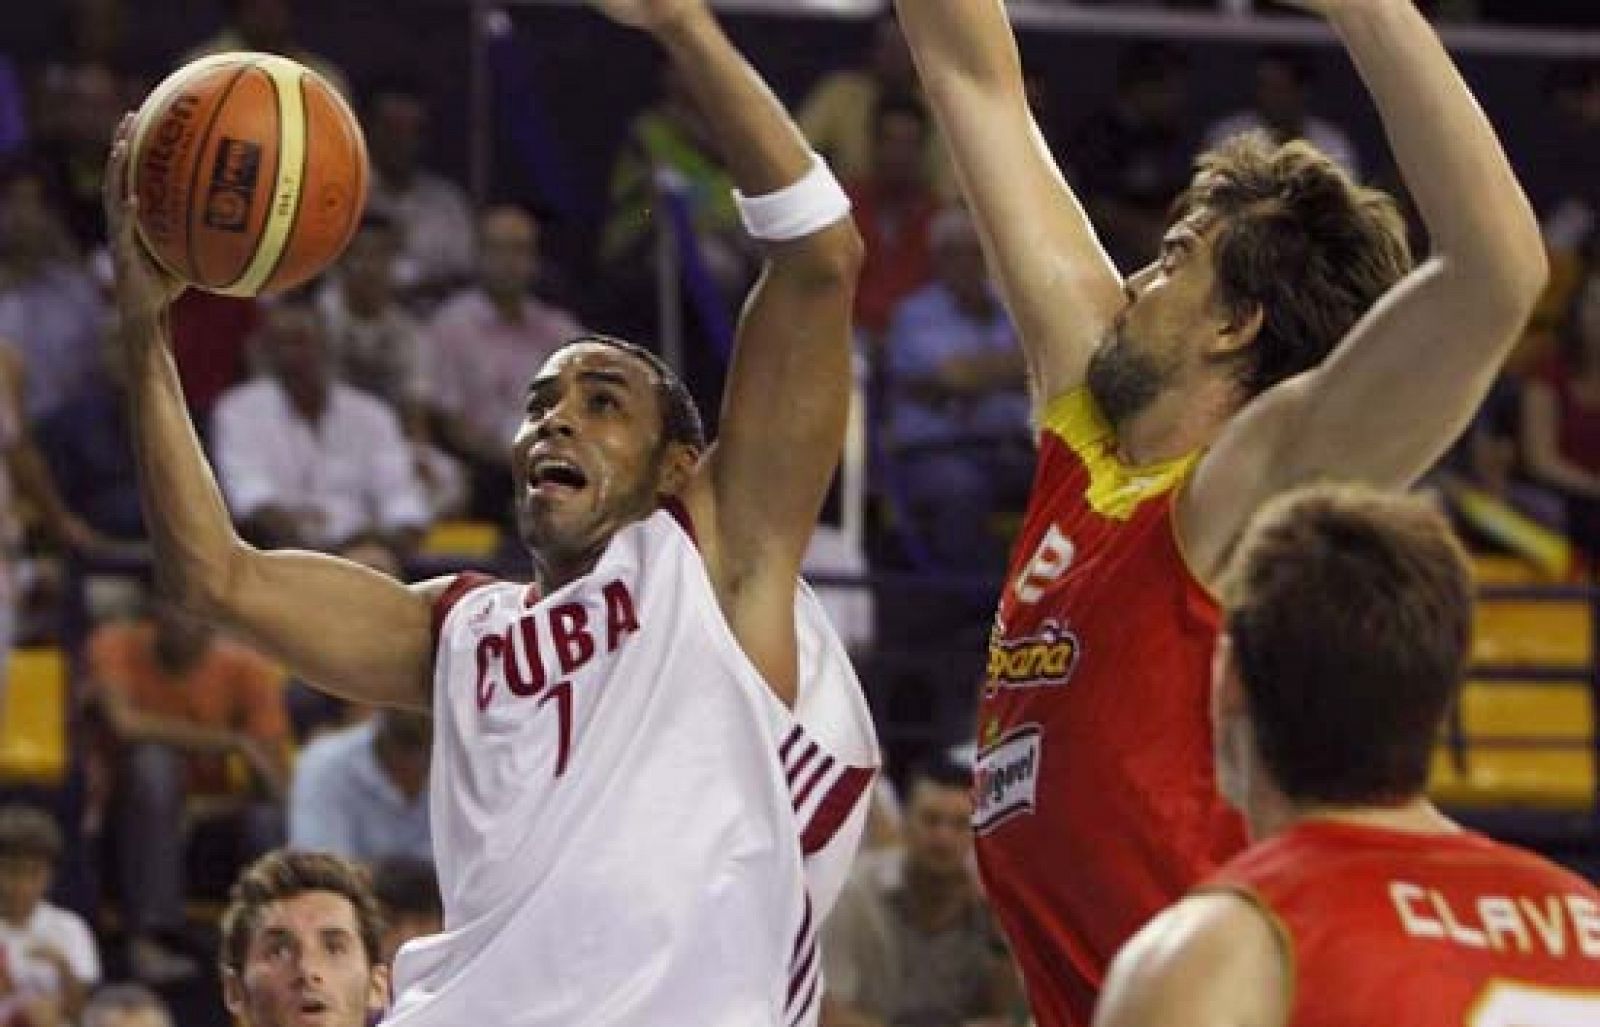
[103,1,876,1023]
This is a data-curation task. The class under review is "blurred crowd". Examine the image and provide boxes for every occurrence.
[0,0,1594,1022]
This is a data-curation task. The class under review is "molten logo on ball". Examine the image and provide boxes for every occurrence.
[203,137,261,233]
[140,93,201,244]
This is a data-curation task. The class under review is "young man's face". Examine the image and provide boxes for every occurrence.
[223,890,387,1027]
[512,343,695,567]
[903,780,973,882]
[0,855,50,924]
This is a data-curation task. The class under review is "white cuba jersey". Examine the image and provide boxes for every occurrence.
[385,504,878,1026]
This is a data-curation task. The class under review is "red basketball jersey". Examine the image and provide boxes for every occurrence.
[974,389,1248,1026]
[1205,820,1600,1026]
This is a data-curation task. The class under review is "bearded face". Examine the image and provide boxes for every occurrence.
[1085,321,1179,436]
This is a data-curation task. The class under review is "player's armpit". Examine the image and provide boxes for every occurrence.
[213,549,447,711]
[677,222,859,710]
[1178,259,1537,585]
[1092,892,1288,1027]
[893,0,1125,411]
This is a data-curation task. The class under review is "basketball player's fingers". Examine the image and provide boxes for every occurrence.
[102,120,133,229]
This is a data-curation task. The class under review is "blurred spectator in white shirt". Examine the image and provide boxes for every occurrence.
[0,806,100,1025]
[213,294,430,562]
[319,212,465,520]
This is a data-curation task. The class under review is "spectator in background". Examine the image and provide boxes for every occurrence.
[87,596,289,984]
[882,207,1031,574]
[321,212,430,414]
[186,0,351,99]
[848,95,941,342]
[362,72,475,303]
[430,205,582,523]
[0,806,99,1026]
[319,212,465,520]
[0,343,102,551]
[1520,235,1600,567]
[1066,43,1195,274]
[1205,49,1361,178]
[0,156,103,422]
[219,851,388,1027]
[289,710,432,864]
[599,60,756,306]
[81,984,172,1027]
[1538,62,1600,252]
[34,334,144,541]
[0,341,103,676]
[33,60,124,250]
[47,0,132,70]
[213,292,431,564]
[821,757,1017,1027]
[800,13,955,198]
[369,858,443,967]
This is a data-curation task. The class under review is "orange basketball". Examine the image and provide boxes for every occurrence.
[129,52,368,297]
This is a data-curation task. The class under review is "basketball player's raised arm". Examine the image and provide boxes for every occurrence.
[593,1,861,705]
[1092,894,1287,1027]
[1180,0,1547,581]
[893,0,1124,411]
[104,119,441,712]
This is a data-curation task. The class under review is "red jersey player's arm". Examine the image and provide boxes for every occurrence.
[1179,0,1546,584]
[1092,893,1288,1027]
[892,0,1125,414]
[104,117,446,712]
[602,1,862,708]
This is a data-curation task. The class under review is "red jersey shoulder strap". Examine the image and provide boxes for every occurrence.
[431,572,499,644]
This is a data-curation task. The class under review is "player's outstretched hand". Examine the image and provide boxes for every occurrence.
[587,0,705,32]
[103,112,186,328]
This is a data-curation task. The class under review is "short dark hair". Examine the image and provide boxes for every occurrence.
[1258,47,1315,87]
[357,209,400,237]
[1222,485,1473,806]
[1173,132,1412,399]
[1118,42,1186,91]
[0,805,63,862]
[219,850,385,974]
[361,68,430,114]
[872,92,930,139]
[0,152,49,196]
[369,857,442,921]
[909,753,973,793]
[374,709,432,753]
[261,283,321,314]
[553,334,706,452]
[1544,59,1600,101]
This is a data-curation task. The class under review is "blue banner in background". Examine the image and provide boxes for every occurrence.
[659,182,735,363]
[484,11,582,223]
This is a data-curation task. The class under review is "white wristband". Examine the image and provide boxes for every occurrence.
[733,153,852,242]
